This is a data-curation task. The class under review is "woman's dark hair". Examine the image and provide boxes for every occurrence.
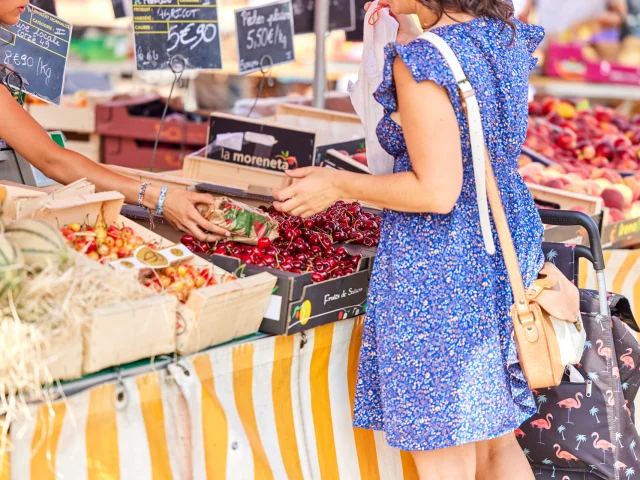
[419,0,516,36]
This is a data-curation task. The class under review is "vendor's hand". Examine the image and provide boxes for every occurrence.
[272,167,344,218]
[365,1,421,45]
[161,189,232,242]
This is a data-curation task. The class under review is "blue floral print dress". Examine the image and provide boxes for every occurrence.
[353,17,547,451]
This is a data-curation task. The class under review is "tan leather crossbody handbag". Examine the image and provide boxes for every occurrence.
[419,32,584,389]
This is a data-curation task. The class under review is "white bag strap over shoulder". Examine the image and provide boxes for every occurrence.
[419,31,495,255]
[418,31,533,322]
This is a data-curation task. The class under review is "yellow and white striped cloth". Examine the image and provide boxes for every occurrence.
[6,249,640,479]
[579,249,640,318]
[6,318,420,480]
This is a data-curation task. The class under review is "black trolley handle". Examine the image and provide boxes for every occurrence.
[538,210,605,271]
[538,209,609,317]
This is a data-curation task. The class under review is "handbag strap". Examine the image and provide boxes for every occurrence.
[419,31,533,321]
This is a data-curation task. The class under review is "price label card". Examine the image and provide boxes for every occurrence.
[132,0,222,71]
[208,112,316,173]
[235,0,295,75]
[0,5,72,106]
[291,0,355,35]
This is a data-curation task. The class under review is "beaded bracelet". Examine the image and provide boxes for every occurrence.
[156,186,168,216]
[137,182,150,208]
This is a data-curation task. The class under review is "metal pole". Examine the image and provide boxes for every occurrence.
[312,0,329,108]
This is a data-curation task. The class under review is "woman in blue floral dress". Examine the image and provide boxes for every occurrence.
[273,0,544,477]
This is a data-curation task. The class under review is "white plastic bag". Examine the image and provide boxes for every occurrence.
[349,1,398,175]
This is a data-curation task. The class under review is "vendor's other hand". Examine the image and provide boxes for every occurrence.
[364,1,421,45]
[272,167,343,218]
[162,189,232,242]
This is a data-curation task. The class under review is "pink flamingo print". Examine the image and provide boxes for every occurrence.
[562,477,570,480]
[554,444,579,467]
[605,390,615,406]
[592,432,616,465]
[557,392,583,424]
[515,428,526,438]
[614,460,628,471]
[596,339,613,372]
[620,348,635,370]
[625,400,632,417]
[530,414,553,445]
[613,367,620,378]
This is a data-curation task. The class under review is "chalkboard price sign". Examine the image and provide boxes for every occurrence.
[133,0,222,71]
[292,0,355,35]
[0,5,71,106]
[235,0,295,75]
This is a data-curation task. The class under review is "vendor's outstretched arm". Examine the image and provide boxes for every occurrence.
[0,88,230,241]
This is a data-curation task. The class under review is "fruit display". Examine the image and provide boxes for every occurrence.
[182,201,381,283]
[335,146,368,166]
[196,197,279,245]
[6,219,70,271]
[526,98,640,172]
[60,221,150,263]
[519,161,640,222]
[141,264,227,303]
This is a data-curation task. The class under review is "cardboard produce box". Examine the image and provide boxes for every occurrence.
[121,183,376,335]
[119,215,277,355]
[11,189,179,375]
[183,104,365,192]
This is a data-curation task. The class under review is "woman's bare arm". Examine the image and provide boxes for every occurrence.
[273,57,463,217]
[0,88,230,240]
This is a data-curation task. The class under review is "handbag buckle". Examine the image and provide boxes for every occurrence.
[457,78,475,100]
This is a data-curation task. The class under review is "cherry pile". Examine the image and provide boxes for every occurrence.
[182,201,381,283]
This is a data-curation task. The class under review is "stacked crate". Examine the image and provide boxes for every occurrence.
[96,94,209,171]
[27,93,111,162]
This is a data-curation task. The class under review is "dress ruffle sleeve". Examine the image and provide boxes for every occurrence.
[373,40,459,113]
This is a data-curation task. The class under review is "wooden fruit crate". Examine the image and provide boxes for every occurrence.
[527,183,604,215]
[12,190,178,376]
[121,216,277,356]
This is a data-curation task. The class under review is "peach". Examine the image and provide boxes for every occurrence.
[543,178,565,190]
[556,130,577,150]
[601,184,634,210]
[563,183,590,195]
[609,208,625,223]
[629,201,640,219]
[583,180,605,196]
[542,97,560,116]
[572,167,591,180]
[623,176,640,201]
[518,154,532,167]
[595,140,615,160]
[588,155,610,168]
[518,162,545,178]
[562,173,583,185]
[591,168,623,184]
[548,164,567,174]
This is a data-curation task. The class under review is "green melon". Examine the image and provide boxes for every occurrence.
[0,235,24,297]
[4,219,69,270]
